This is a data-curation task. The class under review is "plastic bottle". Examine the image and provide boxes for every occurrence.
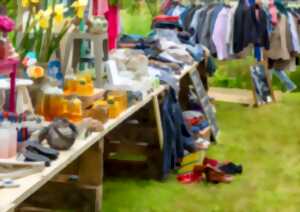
[0,113,8,158]
[8,113,17,158]
[0,113,11,158]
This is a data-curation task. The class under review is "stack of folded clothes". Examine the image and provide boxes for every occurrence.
[183,111,211,151]
[152,15,182,30]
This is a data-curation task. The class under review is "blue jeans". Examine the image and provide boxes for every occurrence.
[272,69,297,92]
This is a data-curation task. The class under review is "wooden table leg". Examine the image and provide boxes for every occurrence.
[18,140,104,212]
[152,96,164,150]
[78,140,104,211]
[9,65,16,113]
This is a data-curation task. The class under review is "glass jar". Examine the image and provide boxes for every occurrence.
[107,97,121,119]
[64,75,78,96]
[43,88,65,121]
[76,79,94,96]
[107,91,128,112]
[88,100,109,123]
[67,98,83,123]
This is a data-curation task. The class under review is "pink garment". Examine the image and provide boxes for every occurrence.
[160,0,172,13]
[269,0,278,25]
[93,0,109,16]
[212,8,230,60]
[105,5,120,50]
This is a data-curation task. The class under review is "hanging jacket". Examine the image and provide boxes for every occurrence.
[242,4,270,50]
[161,88,196,178]
[199,5,216,49]
[233,0,249,53]
[196,4,215,45]
[212,7,230,60]
[183,5,202,31]
[267,14,290,60]
[274,0,288,16]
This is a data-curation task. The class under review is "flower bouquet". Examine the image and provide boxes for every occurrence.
[17,0,88,63]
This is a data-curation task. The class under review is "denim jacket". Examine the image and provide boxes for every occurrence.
[161,88,196,178]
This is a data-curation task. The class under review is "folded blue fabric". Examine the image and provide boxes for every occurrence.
[186,45,204,62]
[191,120,210,133]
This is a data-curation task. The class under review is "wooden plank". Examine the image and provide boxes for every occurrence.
[19,182,102,212]
[78,141,103,186]
[0,133,101,210]
[106,125,157,143]
[106,142,149,156]
[0,204,15,212]
[208,87,255,105]
[175,63,198,81]
[208,87,282,105]
[152,96,164,150]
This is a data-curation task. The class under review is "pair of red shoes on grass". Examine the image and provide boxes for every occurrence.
[177,158,239,184]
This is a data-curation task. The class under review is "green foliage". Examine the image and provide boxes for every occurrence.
[110,0,159,16]
[0,0,16,17]
[210,57,300,92]
[121,8,152,36]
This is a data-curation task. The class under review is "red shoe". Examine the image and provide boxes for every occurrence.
[203,157,219,168]
[177,171,203,184]
[204,165,233,184]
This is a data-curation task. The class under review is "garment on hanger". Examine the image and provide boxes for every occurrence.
[212,7,230,60]
[199,5,217,51]
[233,0,249,54]
[242,4,270,51]
[161,88,196,178]
[226,4,238,56]
[105,5,121,50]
[196,4,215,45]
[189,6,207,40]
[269,0,278,25]
[267,14,290,60]
[287,12,300,53]
[161,0,173,14]
[183,5,202,31]
[93,0,109,16]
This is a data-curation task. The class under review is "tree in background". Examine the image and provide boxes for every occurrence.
[109,0,159,16]
[0,0,16,17]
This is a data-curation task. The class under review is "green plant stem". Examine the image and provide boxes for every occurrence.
[16,11,32,51]
[40,0,56,62]
[47,21,70,61]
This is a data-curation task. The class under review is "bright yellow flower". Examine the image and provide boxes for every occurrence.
[71,0,88,19]
[54,4,65,24]
[22,0,29,7]
[22,0,40,8]
[35,9,51,29]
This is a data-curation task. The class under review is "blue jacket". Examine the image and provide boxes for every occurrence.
[161,89,196,178]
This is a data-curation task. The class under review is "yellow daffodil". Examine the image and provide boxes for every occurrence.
[71,0,88,19]
[54,4,65,24]
[35,9,51,29]
[22,0,29,7]
[22,0,40,8]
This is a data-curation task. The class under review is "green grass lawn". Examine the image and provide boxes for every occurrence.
[103,92,300,212]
